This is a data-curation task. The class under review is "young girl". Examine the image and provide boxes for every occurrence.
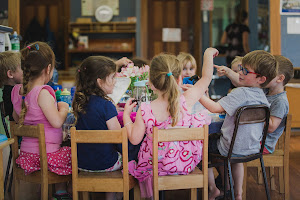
[72,56,134,200]
[123,48,219,198]
[11,42,72,200]
[177,52,197,80]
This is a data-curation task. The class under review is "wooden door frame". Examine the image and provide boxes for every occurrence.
[140,0,202,72]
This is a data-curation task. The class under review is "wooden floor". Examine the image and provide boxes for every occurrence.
[5,136,300,200]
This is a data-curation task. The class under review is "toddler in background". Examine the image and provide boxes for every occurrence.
[123,48,218,198]
[177,52,206,113]
[0,51,22,121]
[11,42,71,200]
[199,50,277,200]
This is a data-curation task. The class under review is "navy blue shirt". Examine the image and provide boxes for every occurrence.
[76,95,119,170]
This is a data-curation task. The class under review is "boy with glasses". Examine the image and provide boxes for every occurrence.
[200,50,277,200]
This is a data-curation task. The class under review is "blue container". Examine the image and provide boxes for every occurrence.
[71,86,76,101]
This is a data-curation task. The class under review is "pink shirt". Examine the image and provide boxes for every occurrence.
[11,84,62,154]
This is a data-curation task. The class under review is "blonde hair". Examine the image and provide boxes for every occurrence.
[231,56,243,66]
[19,41,55,126]
[274,55,294,86]
[177,52,197,70]
[150,53,182,126]
[242,50,277,87]
[0,51,21,87]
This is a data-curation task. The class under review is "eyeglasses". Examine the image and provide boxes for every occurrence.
[238,64,261,76]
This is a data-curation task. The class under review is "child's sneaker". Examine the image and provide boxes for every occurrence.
[52,192,72,200]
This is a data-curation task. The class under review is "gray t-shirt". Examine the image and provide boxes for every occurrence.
[265,91,289,153]
[217,87,270,156]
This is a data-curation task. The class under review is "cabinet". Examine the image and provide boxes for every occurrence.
[65,22,136,70]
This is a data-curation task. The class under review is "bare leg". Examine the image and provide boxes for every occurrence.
[208,167,220,200]
[105,192,116,200]
[232,163,244,200]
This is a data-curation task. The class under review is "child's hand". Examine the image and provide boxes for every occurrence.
[124,98,138,115]
[214,65,229,77]
[205,47,219,58]
[115,57,133,68]
[57,102,69,112]
[181,84,193,91]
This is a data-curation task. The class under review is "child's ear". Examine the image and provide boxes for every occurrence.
[277,74,285,83]
[258,76,267,84]
[46,64,52,74]
[7,70,14,79]
[96,78,103,87]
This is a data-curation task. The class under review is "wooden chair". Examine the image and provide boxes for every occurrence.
[10,122,72,200]
[246,113,292,199]
[153,126,209,200]
[210,105,271,200]
[70,127,140,200]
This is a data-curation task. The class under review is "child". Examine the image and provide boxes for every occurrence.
[123,48,219,198]
[0,51,22,121]
[177,52,206,113]
[199,50,277,200]
[72,55,136,200]
[263,55,294,154]
[11,42,72,200]
[214,56,242,88]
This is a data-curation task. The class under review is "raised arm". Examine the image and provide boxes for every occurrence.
[184,48,219,109]
[214,65,240,87]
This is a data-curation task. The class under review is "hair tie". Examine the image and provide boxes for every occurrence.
[78,69,80,72]
[22,96,25,100]
[27,46,31,50]
[166,72,173,77]
[35,44,39,50]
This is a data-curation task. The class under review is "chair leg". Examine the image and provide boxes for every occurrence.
[8,170,13,193]
[191,188,197,200]
[242,163,247,200]
[4,149,12,193]
[134,184,141,200]
[72,189,78,200]
[224,161,227,200]
[284,162,290,200]
[260,157,271,200]
[279,167,284,193]
[270,167,276,191]
[82,191,89,200]
[41,182,48,200]
[48,184,54,199]
[257,166,263,184]
[227,162,235,200]
[159,191,165,200]
[13,178,19,200]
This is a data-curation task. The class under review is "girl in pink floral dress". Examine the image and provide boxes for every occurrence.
[123,48,219,198]
[11,42,72,200]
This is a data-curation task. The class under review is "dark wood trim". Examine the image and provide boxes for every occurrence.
[8,0,20,33]
[194,0,202,76]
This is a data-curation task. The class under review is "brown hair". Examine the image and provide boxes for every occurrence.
[72,56,116,124]
[18,41,55,125]
[274,55,294,85]
[0,51,21,87]
[242,50,277,87]
[150,53,182,127]
[131,57,149,68]
[177,52,197,70]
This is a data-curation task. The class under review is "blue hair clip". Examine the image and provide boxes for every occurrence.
[35,44,39,50]
[22,96,25,100]
[166,72,173,77]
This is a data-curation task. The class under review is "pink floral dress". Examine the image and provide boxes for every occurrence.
[128,95,211,198]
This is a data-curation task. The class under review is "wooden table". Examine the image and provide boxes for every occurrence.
[0,138,14,200]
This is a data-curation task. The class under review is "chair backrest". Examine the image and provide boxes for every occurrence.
[152,126,209,195]
[228,105,270,159]
[70,127,129,192]
[10,121,48,177]
[0,101,10,138]
[275,113,292,151]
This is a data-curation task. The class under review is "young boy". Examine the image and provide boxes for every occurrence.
[263,55,294,154]
[200,50,277,200]
[0,51,22,121]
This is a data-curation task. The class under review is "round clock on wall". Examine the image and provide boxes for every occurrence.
[95,5,113,23]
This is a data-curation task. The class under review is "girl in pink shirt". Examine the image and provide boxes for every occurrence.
[11,42,72,200]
